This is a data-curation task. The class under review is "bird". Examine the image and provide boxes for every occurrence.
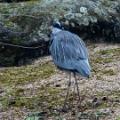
[48,21,91,111]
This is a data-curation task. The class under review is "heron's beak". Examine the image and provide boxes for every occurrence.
[47,26,52,31]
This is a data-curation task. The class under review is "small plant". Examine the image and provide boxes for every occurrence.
[118,117,120,120]
[52,110,59,115]
[26,116,39,120]
[26,110,47,120]
[86,101,92,107]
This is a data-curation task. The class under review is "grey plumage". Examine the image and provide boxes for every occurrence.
[50,30,91,78]
[48,22,91,111]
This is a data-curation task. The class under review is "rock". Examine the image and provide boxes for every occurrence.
[55,84,61,87]
[92,97,98,103]
[7,100,16,105]
[92,102,101,108]
[80,7,88,14]
[102,96,108,101]
[0,0,120,66]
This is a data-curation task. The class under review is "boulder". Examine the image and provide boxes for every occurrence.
[0,0,120,66]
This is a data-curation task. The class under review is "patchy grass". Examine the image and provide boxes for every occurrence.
[102,69,117,76]
[0,61,58,111]
[0,44,120,119]
[90,48,120,65]
[0,62,54,88]
[95,48,120,55]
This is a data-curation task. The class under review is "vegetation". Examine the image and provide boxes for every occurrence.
[0,0,120,119]
[0,44,120,119]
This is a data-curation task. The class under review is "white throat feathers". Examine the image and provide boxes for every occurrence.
[52,27,62,34]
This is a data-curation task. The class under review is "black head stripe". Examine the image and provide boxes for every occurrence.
[52,22,64,30]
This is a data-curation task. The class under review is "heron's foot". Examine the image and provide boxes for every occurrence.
[77,97,84,108]
[77,101,81,108]
[78,96,84,103]
[61,106,68,113]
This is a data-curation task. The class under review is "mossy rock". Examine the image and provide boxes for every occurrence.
[0,0,120,66]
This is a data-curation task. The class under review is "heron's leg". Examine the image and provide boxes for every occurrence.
[73,72,80,101]
[62,72,71,111]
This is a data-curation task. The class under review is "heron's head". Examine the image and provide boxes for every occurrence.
[48,22,64,33]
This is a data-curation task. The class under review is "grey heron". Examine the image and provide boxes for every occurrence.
[48,21,91,111]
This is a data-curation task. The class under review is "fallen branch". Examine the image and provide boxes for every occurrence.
[0,42,48,49]
[0,13,45,19]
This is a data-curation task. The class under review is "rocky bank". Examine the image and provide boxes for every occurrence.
[0,0,120,66]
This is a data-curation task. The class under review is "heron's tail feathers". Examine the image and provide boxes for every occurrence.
[75,59,91,78]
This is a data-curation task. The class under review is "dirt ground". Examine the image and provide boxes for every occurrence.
[0,43,120,120]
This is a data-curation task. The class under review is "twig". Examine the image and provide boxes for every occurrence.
[0,24,26,34]
[0,42,48,49]
[0,13,44,19]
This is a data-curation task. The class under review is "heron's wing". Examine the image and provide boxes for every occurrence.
[50,31,88,62]
[50,31,90,77]
[65,33,88,60]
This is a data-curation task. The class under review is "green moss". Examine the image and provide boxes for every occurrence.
[15,88,25,95]
[15,99,29,107]
[102,69,117,76]
[38,87,65,105]
[97,50,109,55]
[91,66,100,73]
[6,23,14,27]
[2,9,9,14]
[90,48,120,66]
[86,101,92,107]
[112,90,120,96]
[96,75,104,80]
[0,99,9,106]
[0,62,55,88]
[93,57,103,64]
[103,58,113,63]
[95,48,120,56]
[0,61,67,109]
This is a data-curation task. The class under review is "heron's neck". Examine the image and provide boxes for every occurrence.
[52,28,62,34]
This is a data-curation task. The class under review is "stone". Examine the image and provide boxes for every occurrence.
[0,0,120,66]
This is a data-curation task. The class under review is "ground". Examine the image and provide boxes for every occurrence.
[0,43,120,120]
